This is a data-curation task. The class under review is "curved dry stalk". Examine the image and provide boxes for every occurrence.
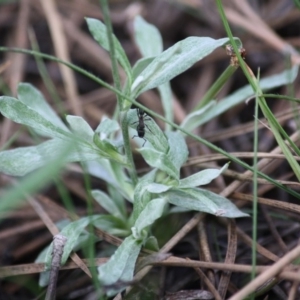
[45,234,68,300]
[218,219,237,299]
[188,257,222,300]
[197,216,216,286]
[228,242,300,300]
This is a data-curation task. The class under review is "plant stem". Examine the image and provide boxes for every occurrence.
[216,2,300,295]
[252,78,259,283]
[194,65,237,110]
[82,166,102,291]
[215,0,300,182]
[99,0,138,184]
[99,0,122,110]
[121,111,138,185]
[28,29,64,116]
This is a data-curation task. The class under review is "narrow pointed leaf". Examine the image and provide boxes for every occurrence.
[92,189,123,217]
[85,160,134,201]
[134,16,163,57]
[139,147,179,179]
[166,188,248,218]
[132,57,155,80]
[180,101,216,132]
[17,83,68,131]
[86,18,132,79]
[132,169,157,222]
[93,215,130,237]
[195,65,298,127]
[44,216,102,267]
[66,115,94,143]
[166,131,189,171]
[95,116,120,136]
[158,82,173,130]
[0,139,101,176]
[93,133,128,165]
[0,97,70,139]
[0,142,73,212]
[133,17,174,127]
[59,217,91,265]
[179,163,229,188]
[132,198,167,239]
[131,37,241,97]
[146,183,172,193]
[98,235,143,296]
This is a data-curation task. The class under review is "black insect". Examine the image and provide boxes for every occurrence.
[132,108,153,146]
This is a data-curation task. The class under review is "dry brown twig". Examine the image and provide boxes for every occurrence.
[228,242,300,300]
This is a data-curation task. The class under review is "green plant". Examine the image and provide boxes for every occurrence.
[0,13,298,296]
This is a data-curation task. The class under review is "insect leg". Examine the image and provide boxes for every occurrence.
[131,135,147,147]
[142,138,147,147]
[144,123,154,135]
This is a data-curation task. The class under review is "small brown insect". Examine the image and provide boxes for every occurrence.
[226,44,246,66]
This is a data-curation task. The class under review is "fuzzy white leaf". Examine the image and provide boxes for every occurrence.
[179,163,229,188]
